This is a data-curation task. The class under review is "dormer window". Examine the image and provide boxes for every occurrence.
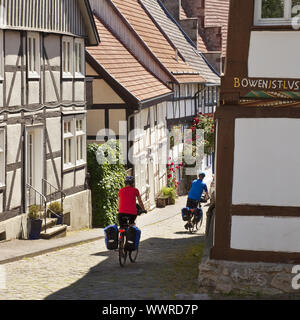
[254,0,300,26]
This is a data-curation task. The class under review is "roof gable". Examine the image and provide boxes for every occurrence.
[0,0,99,45]
[86,14,172,106]
[111,0,201,80]
[141,0,220,84]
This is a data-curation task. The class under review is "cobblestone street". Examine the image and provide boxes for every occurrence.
[0,196,209,300]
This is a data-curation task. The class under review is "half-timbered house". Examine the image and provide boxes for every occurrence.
[87,0,219,205]
[86,13,173,210]
[213,0,300,264]
[0,0,99,240]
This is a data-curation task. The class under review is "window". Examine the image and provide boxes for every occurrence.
[63,119,74,168]
[27,33,40,78]
[0,30,3,80]
[75,117,86,164]
[62,37,73,78]
[63,116,86,169]
[254,0,300,25]
[0,129,5,187]
[74,39,84,77]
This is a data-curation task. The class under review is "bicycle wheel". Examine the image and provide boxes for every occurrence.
[129,248,139,263]
[188,219,195,234]
[119,236,127,267]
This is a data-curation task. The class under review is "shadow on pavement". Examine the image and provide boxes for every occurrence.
[45,235,205,300]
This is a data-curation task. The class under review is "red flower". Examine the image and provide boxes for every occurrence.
[168,174,172,179]
[176,166,179,169]
[171,162,174,166]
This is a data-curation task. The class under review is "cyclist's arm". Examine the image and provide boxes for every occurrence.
[204,185,209,200]
[137,195,146,212]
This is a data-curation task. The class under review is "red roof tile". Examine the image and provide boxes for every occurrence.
[111,0,200,80]
[86,15,172,102]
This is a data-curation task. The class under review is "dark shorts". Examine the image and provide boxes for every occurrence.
[118,213,137,228]
[186,198,199,209]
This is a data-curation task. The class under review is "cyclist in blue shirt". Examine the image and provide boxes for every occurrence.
[186,172,209,209]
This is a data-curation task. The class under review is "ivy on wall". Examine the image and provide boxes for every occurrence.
[87,140,127,227]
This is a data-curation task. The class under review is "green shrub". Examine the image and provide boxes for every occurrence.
[47,201,63,215]
[87,140,127,228]
[28,205,41,220]
[161,186,176,200]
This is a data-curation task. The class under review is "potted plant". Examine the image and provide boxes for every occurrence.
[28,205,43,240]
[161,186,177,205]
[47,201,64,225]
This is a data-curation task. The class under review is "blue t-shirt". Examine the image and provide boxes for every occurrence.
[188,179,208,201]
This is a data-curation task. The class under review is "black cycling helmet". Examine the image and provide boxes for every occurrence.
[125,176,135,185]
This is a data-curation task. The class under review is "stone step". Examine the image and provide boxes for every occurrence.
[41,218,58,232]
[40,225,68,240]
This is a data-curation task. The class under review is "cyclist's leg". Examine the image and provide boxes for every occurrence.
[128,214,137,227]
[118,214,129,229]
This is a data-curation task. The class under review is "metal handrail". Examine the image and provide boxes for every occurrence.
[42,179,66,225]
[26,183,48,234]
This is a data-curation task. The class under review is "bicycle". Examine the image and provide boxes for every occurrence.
[118,217,138,267]
[185,206,204,234]
[118,208,146,267]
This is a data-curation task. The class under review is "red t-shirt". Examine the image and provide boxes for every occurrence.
[118,186,140,215]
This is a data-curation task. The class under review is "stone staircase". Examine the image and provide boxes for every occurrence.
[39,217,68,240]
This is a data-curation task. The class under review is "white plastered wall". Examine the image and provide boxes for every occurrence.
[231,118,300,252]
[231,216,300,252]
[232,118,300,206]
[248,31,300,78]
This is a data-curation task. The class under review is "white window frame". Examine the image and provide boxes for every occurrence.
[75,115,86,165]
[27,32,40,79]
[254,0,294,26]
[63,117,75,169]
[0,128,5,187]
[62,36,73,78]
[0,30,4,80]
[63,115,86,170]
[74,38,85,78]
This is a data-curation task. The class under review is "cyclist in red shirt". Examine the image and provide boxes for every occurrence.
[118,176,146,228]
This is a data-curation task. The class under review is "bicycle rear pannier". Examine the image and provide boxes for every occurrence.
[194,208,203,223]
[125,226,141,251]
[104,224,119,250]
[181,207,191,221]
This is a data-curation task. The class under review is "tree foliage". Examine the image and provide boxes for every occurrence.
[87,140,127,228]
[262,0,284,18]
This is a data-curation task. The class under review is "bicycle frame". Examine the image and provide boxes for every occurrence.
[118,217,139,267]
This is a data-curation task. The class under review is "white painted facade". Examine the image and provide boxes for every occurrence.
[132,104,168,209]
[231,216,300,253]
[0,0,98,240]
[231,118,300,252]
[248,31,300,79]
[232,118,300,207]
